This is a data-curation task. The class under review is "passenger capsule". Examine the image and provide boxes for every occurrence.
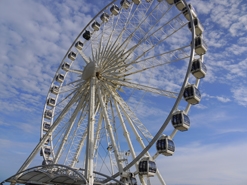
[132,0,141,4]
[44,110,53,120]
[47,97,56,107]
[107,145,113,151]
[156,135,175,156]
[130,176,137,185]
[43,122,51,132]
[188,18,204,36]
[174,0,186,11]
[56,73,64,83]
[191,58,207,79]
[68,51,77,61]
[172,111,190,131]
[62,62,70,72]
[183,85,201,105]
[42,157,53,165]
[165,0,174,4]
[182,4,197,21]
[100,13,110,22]
[195,36,207,55]
[110,5,120,15]
[83,30,91,40]
[121,0,131,9]
[44,147,51,155]
[40,146,51,156]
[139,157,156,177]
[50,85,59,95]
[92,21,100,31]
[75,40,83,50]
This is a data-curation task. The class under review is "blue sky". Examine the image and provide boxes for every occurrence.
[0,0,247,185]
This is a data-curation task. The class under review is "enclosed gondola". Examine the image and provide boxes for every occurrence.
[92,21,100,31]
[40,146,51,156]
[47,98,56,107]
[43,122,51,132]
[165,0,174,5]
[44,110,53,120]
[133,0,141,4]
[195,36,207,55]
[62,62,70,72]
[100,12,110,22]
[174,0,186,11]
[121,0,131,9]
[156,135,175,156]
[130,173,137,185]
[42,157,53,165]
[191,58,207,79]
[50,85,59,95]
[172,111,190,131]
[139,157,157,177]
[183,85,201,104]
[56,73,64,83]
[75,40,83,50]
[110,5,120,15]
[68,51,77,61]
[182,4,197,21]
[188,18,204,36]
[83,30,91,40]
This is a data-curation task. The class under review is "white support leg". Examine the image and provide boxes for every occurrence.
[85,77,96,185]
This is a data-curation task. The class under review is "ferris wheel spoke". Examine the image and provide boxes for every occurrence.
[54,92,89,163]
[119,2,172,52]
[101,43,190,77]
[123,20,188,67]
[66,68,84,75]
[63,100,90,167]
[77,48,91,64]
[102,53,189,81]
[134,45,191,65]
[107,94,167,185]
[58,80,87,95]
[113,100,142,180]
[122,9,184,54]
[53,85,90,119]
[64,97,89,167]
[65,114,88,167]
[111,3,154,50]
[102,82,153,141]
[93,112,104,158]
[106,79,178,98]
[98,14,121,59]
[97,86,123,173]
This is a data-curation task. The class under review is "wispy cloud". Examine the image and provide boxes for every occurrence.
[202,93,231,103]
[231,86,247,106]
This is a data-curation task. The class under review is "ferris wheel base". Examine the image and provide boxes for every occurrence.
[1,164,123,185]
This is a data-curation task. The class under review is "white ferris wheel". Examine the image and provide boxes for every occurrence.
[3,0,207,185]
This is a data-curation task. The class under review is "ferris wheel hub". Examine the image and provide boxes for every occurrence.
[82,62,96,80]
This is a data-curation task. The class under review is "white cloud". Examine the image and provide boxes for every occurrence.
[231,86,247,107]
[215,96,231,103]
[202,93,231,103]
[229,15,247,36]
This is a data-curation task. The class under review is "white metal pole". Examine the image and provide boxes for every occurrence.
[85,77,96,185]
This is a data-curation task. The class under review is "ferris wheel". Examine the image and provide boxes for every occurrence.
[5,0,207,185]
